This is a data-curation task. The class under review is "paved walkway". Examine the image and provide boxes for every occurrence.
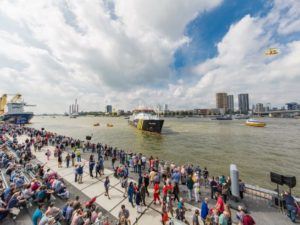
[17,135,199,225]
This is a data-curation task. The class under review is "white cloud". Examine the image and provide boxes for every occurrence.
[0,0,299,113]
[0,0,222,113]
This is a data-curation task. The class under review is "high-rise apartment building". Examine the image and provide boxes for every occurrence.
[286,102,300,110]
[255,103,264,113]
[238,93,249,114]
[227,95,234,113]
[105,105,112,113]
[216,93,228,110]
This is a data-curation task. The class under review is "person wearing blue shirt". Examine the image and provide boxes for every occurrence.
[284,191,297,223]
[127,182,135,207]
[32,205,43,225]
[172,170,181,184]
[3,185,12,202]
[77,163,84,184]
[201,198,209,222]
[14,176,25,189]
[7,195,18,209]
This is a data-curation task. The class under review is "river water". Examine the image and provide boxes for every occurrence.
[29,116,300,195]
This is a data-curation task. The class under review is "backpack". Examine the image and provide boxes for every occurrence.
[71,152,75,158]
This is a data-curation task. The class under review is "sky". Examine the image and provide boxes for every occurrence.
[0,0,299,113]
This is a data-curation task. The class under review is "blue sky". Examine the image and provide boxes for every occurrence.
[173,0,273,70]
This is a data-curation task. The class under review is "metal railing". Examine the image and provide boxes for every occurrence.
[245,184,277,200]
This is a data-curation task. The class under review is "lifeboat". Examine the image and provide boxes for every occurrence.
[106,123,113,127]
[245,119,266,127]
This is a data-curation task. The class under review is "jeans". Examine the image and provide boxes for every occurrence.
[188,189,193,200]
[286,204,297,222]
[134,165,137,173]
[78,174,83,183]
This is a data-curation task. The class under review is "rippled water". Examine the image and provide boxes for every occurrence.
[29,116,300,194]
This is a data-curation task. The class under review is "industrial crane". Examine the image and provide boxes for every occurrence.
[0,94,28,115]
[10,94,22,103]
[0,94,7,115]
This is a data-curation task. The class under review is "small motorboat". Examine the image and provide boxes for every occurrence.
[245,119,266,127]
[106,123,113,127]
[93,123,100,126]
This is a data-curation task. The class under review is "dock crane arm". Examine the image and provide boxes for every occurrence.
[10,94,22,103]
[0,94,7,115]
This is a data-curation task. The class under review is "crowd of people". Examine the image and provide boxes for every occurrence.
[4,123,296,225]
[0,124,112,225]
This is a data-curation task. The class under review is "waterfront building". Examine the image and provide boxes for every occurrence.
[238,93,249,114]
[117,109,124,116]
[105,105,112,113]
[210,108,221,115]
[255,103,264,113]
[193,109,198,115]
[286,102,300,110]
[163,104,169,114]
[200,109,211,115]
[216,93,228,113]
[227,95,234,113]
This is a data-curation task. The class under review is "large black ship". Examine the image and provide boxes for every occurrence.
[128,109,164,133]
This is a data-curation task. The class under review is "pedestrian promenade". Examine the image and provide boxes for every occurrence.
[17,135,200,225]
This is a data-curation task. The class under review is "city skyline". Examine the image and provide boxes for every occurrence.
[90,93,294,114]
[0,0,299,113]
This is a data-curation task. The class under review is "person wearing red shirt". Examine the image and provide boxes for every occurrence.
[162,185,168,196]
[215,192,224,214]
[31,179,40,192]
[242,214,256,225]
[153,183,161,205]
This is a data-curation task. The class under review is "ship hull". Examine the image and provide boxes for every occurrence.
[2,113,33,124]
[212,117,232,120]
[215,117,232,120]
[245,121,266,127]
[129,119,164,133]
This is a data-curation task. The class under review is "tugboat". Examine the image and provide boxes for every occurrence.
[128,109,164,133]
[0,94,34,124]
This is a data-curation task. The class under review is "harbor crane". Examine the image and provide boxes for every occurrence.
[0,94,35,115]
